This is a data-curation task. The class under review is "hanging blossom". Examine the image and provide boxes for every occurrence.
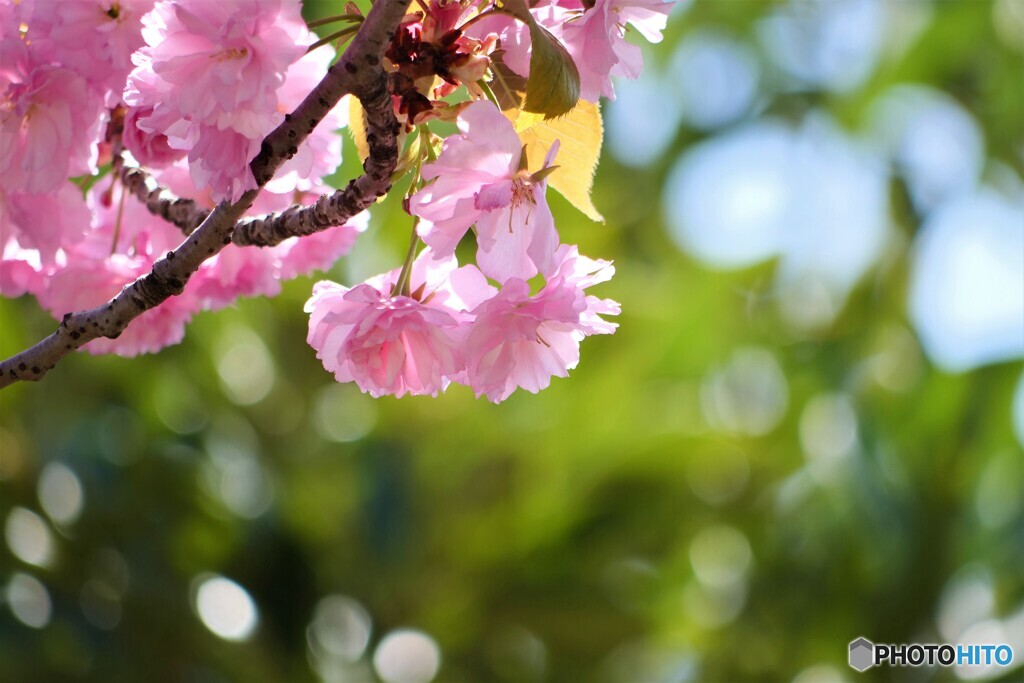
[150,144,362,305]
[464,245,620,402]
[0,34,101,273]
[0,180,91,304]
[122,105,185,168]
[306,251,496,398]
[0,0,647,400]
[1,7,357,358]
[124,0,308,200]
[41,255,202,357]
[306,246,619,403]
[265,48,348,194]
[0,241,46,299]
[409,100,559,283]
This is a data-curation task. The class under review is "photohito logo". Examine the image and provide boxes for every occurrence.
[849,637,874,672]
[848,636,1014,672]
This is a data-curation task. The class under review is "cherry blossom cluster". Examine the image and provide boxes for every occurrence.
[307,100,622,402]
[307,243,618,402]
[2,0,359,355]
[1,0,674,400]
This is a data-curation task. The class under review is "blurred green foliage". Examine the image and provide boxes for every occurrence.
[2,1,1022,682]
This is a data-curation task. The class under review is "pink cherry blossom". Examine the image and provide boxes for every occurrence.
[408,100,560,283]
[131,0,306,134]
[305,253,494,398]
[190,242,283,304]
[0,41,103,193]
[22,0,155,104]
[151,159,214,208]
[463,246,619,403]
[27,175,203,356]
[557,0,673,101]
[184,124,263,201]
[0,213,48,300]
[123,106,185,168]
[85,175,185,259]
[463,278,580,402]
[550,244,621,336]
[0,2,19,41]
[1,183,91,266]
[0,247,46,299]
[1,180,91,299]
[125,0,308,200]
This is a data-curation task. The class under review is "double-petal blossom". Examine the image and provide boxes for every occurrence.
[306,253,494,398]
[0,42,103,194]
[464,246,619,403]
[409,101,560,283]
[125,0,308,199]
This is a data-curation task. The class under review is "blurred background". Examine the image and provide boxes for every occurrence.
[2,0,1023,681]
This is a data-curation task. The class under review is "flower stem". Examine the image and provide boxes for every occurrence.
[392,146,428,298]
[306,13,364,29]
[393,217,421,298]
[477,78,501,108]
[307,25,360,52]
[110,178,128,256]
[418,124,438,162]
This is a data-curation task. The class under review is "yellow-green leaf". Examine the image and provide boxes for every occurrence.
[348,95,370,162]
[517,100,604,222]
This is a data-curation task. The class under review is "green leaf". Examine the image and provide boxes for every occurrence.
[498,0,581,119]
[524,22,581,117]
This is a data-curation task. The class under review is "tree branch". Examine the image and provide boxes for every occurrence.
[0,192,258,388]
[0,0,411,389]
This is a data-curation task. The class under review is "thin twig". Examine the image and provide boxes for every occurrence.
[307,25,360,53]
[307,12,364,29]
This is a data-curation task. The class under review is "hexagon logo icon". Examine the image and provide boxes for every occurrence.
[849,637,875,672]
